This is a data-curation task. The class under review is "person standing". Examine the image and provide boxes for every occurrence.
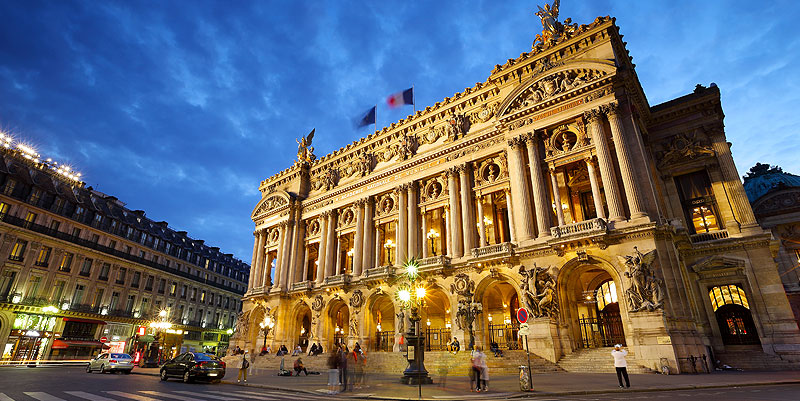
[237,350,249,383]
[327,349,339,394]
[338,346,349,392]
[612,344,630,389]
[474,346,488,392]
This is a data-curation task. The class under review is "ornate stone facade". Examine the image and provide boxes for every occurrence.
[235,10,800,374]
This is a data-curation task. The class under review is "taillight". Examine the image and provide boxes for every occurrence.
[110,360,118,363]
[198,361,208,367]
[220,361,226,369]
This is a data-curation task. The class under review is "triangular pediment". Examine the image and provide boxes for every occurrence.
[690,255,746,274]
[251,190,292,220]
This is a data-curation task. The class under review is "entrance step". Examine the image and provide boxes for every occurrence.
[715,345,800,371]
[557,347,655,374]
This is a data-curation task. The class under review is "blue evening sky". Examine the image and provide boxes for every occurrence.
[0,1,797,264]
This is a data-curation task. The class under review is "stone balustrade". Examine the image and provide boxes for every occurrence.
[324,274,352,285]
[471,242,513,258]
[690,229,729,243]
[364,266,396,278]
[290,281,313,292]
[418,255,451,267]
[550,218,608,239]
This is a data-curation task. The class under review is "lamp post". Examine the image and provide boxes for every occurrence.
[384,239,396,266]
[397,258,432,387]
[149,309,173,365]
[259,315,275,350]
[456,295,483,351]
[426,229,440,256]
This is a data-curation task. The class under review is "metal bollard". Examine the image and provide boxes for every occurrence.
[519,365,532,391]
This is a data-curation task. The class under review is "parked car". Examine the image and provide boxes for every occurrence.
[159,352,226,383]
[86,353,134,374]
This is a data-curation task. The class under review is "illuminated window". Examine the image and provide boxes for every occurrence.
[29,189,42,205]
[708,284,749,311]
[35,246,51,267]
[9,240,27,262]
[675,170,721,234]
[59,253,74,272]
[24,212,37,227]
[595,280,618,311]
[0,202,9,218]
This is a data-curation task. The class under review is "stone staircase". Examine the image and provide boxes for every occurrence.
[715,345,800,371]
[557,347,655,374]
[224,350,561,376]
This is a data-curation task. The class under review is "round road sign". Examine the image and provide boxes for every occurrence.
[517,307,529,324]
[100,336,109,343]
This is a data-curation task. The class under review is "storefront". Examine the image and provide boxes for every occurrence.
[103,323,133,355]
[49,317,107,360]
[1,313,57,362]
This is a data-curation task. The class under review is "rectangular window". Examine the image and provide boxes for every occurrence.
[140,297,150,314]
[92,288,104,308]
[0,202,9,218]
[145,275,154,291]
[675,170,721,234]
[58,252,74,272]
[79,258,93,277]
[0,271,16,298]
[51,280,66,303]
[3,178,17,195]
[116,267,126,285]
[91,234,99,243]
[109,291,120,310]
[125,295,135,312]
[24,212,37,227]
[181,285,188,299]
[29,188,42,205]
[35,246,51,267]
[74,206,85,219]
[72,284,85,305]
[170,281,177,296]
[49,220,60,232]
[25,275,42,299]
[139,250,145,259]
[200,290,206,303]
[71,227,81,238]
[98,263,110,281]
[158,278,166,294]
[52,198,64,214]
[108,240,117,250]
[93,214,103,227]
[9,239,28,262]
[131,271,141,288]
[190,287,197,301]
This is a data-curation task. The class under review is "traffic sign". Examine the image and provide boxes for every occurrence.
[99,336,108,343]
[517,307,529,324]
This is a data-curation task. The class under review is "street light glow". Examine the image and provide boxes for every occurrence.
[415,286,426,299]
[398,289,411,303]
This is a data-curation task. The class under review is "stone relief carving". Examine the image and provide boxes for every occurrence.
[519,264,559,319]
[313,168,339,191]
[356,152,373,177]
[420,177,447,203]
[376,193,397,217]
[253,195,289,217]
[396,309,405,333]
[619,248,664,313]
[339,207,356,227]
[349,316,359,337]
[267,228,280,245]
[311,295,325,311]
[398,133,417,160]
[508,69,603,115]
[450,273,475,297]
[543,122,588,158]
[232,310,250,339]
[349,289,364,309]
[473,154,509,187]
[307,219,321,237]
[445,113,470,142]
[657,132,715,168]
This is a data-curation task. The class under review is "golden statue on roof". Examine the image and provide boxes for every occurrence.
[536,0,561,36]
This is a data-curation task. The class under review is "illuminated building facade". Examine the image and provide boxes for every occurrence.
[235,12,800,372]
[0,136,249,362]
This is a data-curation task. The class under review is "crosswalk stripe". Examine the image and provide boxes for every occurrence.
[231,391,322,400]
[104,392,161,401]
[65,392,116,401]
[23,393,65,401]
[0,393,15,401]
[205,392,275,401]
[138,392,195,401]
[171,392,241,401]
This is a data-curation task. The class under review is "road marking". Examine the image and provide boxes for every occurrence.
[171,392,242,401]
[104,392,161,401]
[139,392,196,401]
[24,393,66,401]
[231,391,324,400]
[206,392,275,401]
[0,393,14,401]
[65,392,117,401]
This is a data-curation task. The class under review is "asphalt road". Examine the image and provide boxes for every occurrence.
[0,366,331,401]
[536,384,800,400]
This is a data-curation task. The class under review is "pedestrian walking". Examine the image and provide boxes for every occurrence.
[612,344,630,389]
[237,351,249,383]
[473,346,488,392]
[327,349,339,394]
[248,349,256,376]
[338,346,349,392]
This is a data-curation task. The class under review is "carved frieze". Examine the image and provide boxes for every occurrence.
[543,120,589,159]
[252,194,289,219]
[349,289,364,309]
[506,69,606,116]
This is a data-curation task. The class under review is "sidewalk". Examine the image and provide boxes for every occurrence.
[133,367,800,399]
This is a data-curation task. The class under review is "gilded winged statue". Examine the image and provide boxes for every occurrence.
[296,128,316,163]
[536,0,560,34]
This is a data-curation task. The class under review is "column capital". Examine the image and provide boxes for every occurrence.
[600,101,620,117]
[445,166,460,178]
[394,183,411,193]
[584,155,598,166]
[583,108,604,124]
[507,135,527,150]
[455,163,469,173]
[354,198,367,208]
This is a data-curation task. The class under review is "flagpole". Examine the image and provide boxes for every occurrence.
[412,84,416,114]
[374,104,378,135]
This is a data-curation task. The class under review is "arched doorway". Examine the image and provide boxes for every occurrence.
[295,304,312,352]
[420,287,451,351]
[561,264,627,349]
[326,300,349,350]
[709,285,760,345]
[367,293,395,352]
[481,281,521,350]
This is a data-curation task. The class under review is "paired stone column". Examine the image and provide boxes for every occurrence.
[444,206,453,256]
[549,167,566,226]
[458,164,476,253]
[253,230,267,289]
[506,136,535,241]
[584,109,625,222]
[604,102,646,219]
[248,231,259,291]
[397,185,409,263]
[334,235,342,275]
[374,224,382,267]
[353,199,366,276]
[525,132,551,238]
[585,157,606,219]
[324,211,337,278]
[362,197,374,272]
[279,220,295,291]
[315,213,329,285]
[407,183,420,259]
[476,195,487,247]
[446,169,463,257]
[421,208,429,258]
[273,222,287,290]
[301,243,310,282]
[503,188,516,243]
[709,130,759,229]
[291,219,306,283]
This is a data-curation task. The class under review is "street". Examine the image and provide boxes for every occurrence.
[540,384,800,400]
[0,367,330,401]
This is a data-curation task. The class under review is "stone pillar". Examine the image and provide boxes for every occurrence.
[421,209,429,258]
[274,223,287,290]
[407,183,420,259]
[476,195,487,247]
[525,132,551,238]
[353,200,365,276]
[444,206,453,257]
[397,185,409,263]
[503,188,516,243]
[549,168,566,226]
[291,219,306,283]
[709,131,760,229]
[605,102,647,219]
[280,221,295,291]
[584,109,625,222]
[315,213,328,285]
[506,136,535,241]
[446,169,463,257]
[248,232,259,291]
[253,230,267,290]
[374,224,381,268]
[458,164,476,254]
[334,235,342,276]
[325,212,337,278]
[586,157,606,220]
[361,198,374,272]
[301,244,310,283]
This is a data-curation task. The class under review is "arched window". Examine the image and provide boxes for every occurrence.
[709,284,749,311]
[595,280,617,311]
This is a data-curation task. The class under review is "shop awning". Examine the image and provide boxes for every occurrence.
[53,339,106,348]
[138,335,155,343]
[51,339,69,349]
[63,318,107,325]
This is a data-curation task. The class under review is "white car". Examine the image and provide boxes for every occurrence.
[87,353,134,374]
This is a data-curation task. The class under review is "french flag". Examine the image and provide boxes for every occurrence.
[387,87,414,108]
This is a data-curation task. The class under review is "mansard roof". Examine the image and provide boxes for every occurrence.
[743,163,800,203]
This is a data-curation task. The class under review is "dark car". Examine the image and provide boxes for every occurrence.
[159,352,226,383]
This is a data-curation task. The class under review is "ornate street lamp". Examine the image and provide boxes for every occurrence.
[384,239,396,265]
[148,309,173,365]
[259,314,275,350]
[396,258,432,387]
[426,229,440,256]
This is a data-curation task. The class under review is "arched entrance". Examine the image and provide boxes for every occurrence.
[248,306,267,350]
[294,304,312,352]
[709,285,760,345]
[367,293,395,352]
[481,280,521,350]
[561,263,627,349]
[420,287,451,351]
[325,300,349,350]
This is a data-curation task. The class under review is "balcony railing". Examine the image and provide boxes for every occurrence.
[690,230,729,244]
[0,213,245,295]
[107,309,134,318]
[471,242,513,259]
[324,274,352,286]
[364,266,395,278]
[70,303,100,314]
[290,281,313,292]
[550,218,607,239]
[418,255,451,267]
